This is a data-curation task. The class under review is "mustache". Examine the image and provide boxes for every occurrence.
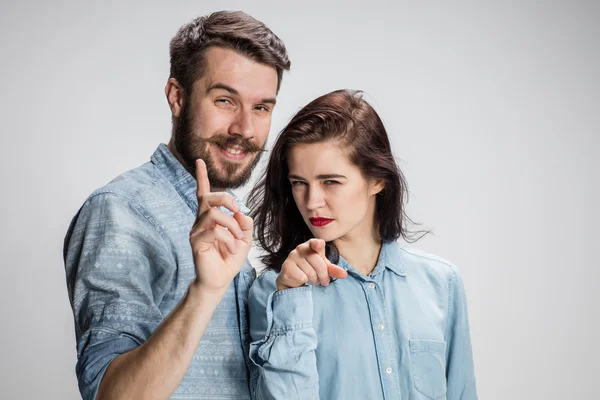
[204,134,265,153]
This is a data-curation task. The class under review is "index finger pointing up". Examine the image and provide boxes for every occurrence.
[196,159,211,198]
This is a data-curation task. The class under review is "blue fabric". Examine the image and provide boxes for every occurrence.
[64,144,256,399]
[249,241,478,400]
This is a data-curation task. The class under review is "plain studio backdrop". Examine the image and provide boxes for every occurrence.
[1,1,598,399]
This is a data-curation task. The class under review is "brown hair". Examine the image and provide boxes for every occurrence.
[169,11,290,93]
[249,89,427,270]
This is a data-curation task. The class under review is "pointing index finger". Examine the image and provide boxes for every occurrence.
[196,159,210,198]
[308,238,326,258]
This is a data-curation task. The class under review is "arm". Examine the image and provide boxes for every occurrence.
[96,284,225,400]
[248,272,319,400]
[66,161,253,400]
[445,267,478,400]
[247,239,348,400]
[65,193,227,400]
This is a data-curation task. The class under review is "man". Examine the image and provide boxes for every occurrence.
[64,11,305,400]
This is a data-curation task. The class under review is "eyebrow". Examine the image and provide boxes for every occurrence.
[207,82,277,105]
[288,174,347,180]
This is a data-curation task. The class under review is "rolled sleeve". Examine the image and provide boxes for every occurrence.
[270,287,313,332]
[64,192,173,399]
[248,271,319,400]
[75,329,141,399]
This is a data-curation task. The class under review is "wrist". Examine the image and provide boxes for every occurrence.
[275,277,294,292]
[186,281,227,309]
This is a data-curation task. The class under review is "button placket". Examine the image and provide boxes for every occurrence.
[364,276,395,390]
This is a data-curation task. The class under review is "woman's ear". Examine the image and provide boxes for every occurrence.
[369,179,385,196]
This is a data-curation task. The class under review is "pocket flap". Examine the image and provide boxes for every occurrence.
[409,339,446,354]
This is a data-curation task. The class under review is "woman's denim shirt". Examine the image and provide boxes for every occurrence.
[249,241,477,400]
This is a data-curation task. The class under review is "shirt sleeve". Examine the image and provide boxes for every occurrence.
[444,265,478,400]
[248,271,320,400]
[64,192,174,400]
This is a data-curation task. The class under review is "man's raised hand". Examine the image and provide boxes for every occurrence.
[189,159,253,296]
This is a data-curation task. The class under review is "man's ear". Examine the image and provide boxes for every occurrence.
[369,179,385,196]
[165,78,184,118]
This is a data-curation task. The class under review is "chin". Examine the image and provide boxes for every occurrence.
[309,230,340,243]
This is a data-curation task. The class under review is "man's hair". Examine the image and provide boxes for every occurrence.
[169,11,290,93]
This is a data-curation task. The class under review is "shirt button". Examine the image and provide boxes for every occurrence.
[385,366,393,375]
[368,282,376,290]
[378,323,384,331]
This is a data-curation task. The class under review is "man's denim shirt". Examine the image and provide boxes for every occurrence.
[249,241,478,400]
[64,144,263,400]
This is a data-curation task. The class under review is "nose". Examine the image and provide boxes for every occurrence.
[229,108,255,139]
[305,185,326,211]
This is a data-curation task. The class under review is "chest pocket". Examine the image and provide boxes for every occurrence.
[409,339,447,400]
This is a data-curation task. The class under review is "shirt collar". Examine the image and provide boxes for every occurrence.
[336,241,407,278]
[375,241,407,277]
[150,143,250,215]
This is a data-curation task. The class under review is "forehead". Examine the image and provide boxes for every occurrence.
[198,47,278,99]
[288,142,356,174]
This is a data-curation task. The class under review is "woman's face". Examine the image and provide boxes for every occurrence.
[287,141,384,244]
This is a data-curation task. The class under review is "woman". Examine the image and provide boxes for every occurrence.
[248,89,477,400]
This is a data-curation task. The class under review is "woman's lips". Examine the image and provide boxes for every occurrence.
[309,217,334,227]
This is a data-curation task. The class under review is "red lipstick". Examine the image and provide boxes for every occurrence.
[309,217,334,227]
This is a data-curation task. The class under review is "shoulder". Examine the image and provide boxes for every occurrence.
[387,243,471,317]
[88,161,163,205]
[76,160,178,229]
[65,162,169,250]
[386,242,463,286]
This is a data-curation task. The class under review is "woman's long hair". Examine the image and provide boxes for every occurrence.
[248,89,426,271]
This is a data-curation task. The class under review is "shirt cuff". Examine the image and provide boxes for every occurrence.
[269,286,313,333]
[76,330,141,400]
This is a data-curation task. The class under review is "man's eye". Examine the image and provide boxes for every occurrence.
[291,181,306,186]
[255,105,270,112]
[216,99,232,105]
[324,180,340,185]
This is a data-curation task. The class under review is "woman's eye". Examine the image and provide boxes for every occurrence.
[291,181,306,186]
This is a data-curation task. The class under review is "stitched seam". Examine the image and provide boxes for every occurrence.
[273,286,311,297]
[399,247,455,269]
[87,190,168,242]
[269,324,313,334]
[445,268,457,340]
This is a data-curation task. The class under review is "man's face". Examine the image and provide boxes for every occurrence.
[174,47,279,189]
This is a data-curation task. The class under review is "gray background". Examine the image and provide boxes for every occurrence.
[1,1,598,399]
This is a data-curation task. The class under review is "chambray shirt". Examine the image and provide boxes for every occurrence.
[64,144,257,400]
[249,241,478,400]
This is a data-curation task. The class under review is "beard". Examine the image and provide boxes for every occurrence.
[174,102,265,189]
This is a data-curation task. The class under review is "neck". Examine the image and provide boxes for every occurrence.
[334,232,383,276]
[167,138,192,175]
